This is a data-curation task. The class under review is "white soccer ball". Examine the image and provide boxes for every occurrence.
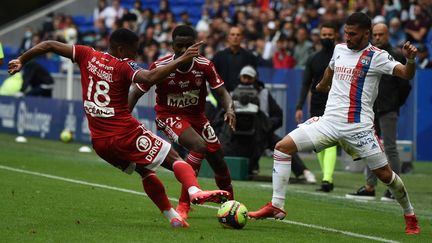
[217,200,248,229]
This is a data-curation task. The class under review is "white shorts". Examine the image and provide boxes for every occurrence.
[289,116,384,161]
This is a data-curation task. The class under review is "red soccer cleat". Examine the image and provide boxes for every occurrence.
[170,218,189,228]
[248,202,286,220]
[404,214,420,234]
[190,190,230,205]
[176,202,191,219]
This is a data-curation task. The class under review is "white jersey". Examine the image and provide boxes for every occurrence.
[323,43,401,124]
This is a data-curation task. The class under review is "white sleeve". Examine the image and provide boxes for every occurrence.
[373,51,401,75]
[328,45,339,70]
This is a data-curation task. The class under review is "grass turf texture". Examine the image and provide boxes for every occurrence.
[0,133,430,242]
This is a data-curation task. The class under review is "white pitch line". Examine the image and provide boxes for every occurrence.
[0,165,399,243]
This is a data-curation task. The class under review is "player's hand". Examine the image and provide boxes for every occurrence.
[316,81,330,92]
[224,109,236,132]
[8,59,23,75]
[402,41,417,59]
[179,41,204,62]
[295,109,303,124]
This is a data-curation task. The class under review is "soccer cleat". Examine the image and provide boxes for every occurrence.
[176,202,191,219]
[190,190,230,205]
[404,214,420,234]
[345,186,375,200]
[303,170,317,184]
[380,189,396,202]
[247,202,286,220]
[170,218,189,228]
[316,180,334,192]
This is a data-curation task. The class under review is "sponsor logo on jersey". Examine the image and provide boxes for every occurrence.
[168,80,176,85]
[167,90,200,108]
[83,100,115,117]
[128,61,142,71]
[179,80,190,88]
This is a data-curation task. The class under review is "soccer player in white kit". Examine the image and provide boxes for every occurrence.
[248,12,420,234]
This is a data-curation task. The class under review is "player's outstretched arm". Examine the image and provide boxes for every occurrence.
[8,41,72,75]
[134,41,203,86]
[393,41,417,80]
[214,86,236,131]
[128,85,145,112]
[316,66,334,92]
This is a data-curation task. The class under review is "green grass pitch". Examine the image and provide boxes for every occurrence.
[0,133,430,242]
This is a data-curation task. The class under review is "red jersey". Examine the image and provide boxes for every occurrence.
[73,45,143,139]
[136,54,224,116]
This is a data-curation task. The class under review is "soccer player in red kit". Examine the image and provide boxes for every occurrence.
[8,28,229,228]
[129,25,236,219]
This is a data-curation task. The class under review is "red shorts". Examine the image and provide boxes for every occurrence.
[155,115,221,153]
[92,125,171,173]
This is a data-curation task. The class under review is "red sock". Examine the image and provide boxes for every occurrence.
[173,161,200,190]
[215,169,234,200]
[179,152,204,203]
[141,172,172,212]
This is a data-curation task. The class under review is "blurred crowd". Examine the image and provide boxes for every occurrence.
[17,0,432,69]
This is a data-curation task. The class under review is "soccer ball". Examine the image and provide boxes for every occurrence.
[60,129,73,143]
[217,200,248,229]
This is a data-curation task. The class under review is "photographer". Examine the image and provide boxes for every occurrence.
[219,66,316,182]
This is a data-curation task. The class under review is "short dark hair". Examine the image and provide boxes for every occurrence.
[346,12,371,30]
[172,25,196,41]
[320,22,338,32]
[109,28,138,48]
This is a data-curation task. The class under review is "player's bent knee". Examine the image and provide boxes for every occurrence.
[275,136,297,154]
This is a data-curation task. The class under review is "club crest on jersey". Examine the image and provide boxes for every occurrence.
[136,135,152,152]
[128,61,142,71]
[195,78,203,87]
[360,56,371,65]
[179,80,190,88]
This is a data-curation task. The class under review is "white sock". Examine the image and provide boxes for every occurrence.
[188,186,201,196]
[163,208,181,221]
[386,172,414,215]
[271,149,292,209]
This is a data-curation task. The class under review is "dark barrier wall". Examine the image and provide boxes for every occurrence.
[415,70,432,161]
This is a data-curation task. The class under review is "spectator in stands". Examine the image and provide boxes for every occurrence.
[129,0,143,24]
[179,11,193,26]
[138,8,154,35]
[272,37,295,69]
[93,0,107,23]
[417,44,432,69]
[213,26,257,92]
[18,60,54,97]
[219,65,316,182]
[19,26,34,54]
[405,4,429,45]
[293,27,313,69]
[389,17,406,47]
[99,0,124,29]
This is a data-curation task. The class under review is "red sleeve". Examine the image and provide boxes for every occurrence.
[206,61,224,89]
[134,61,155,93]
[73,45,92,65]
